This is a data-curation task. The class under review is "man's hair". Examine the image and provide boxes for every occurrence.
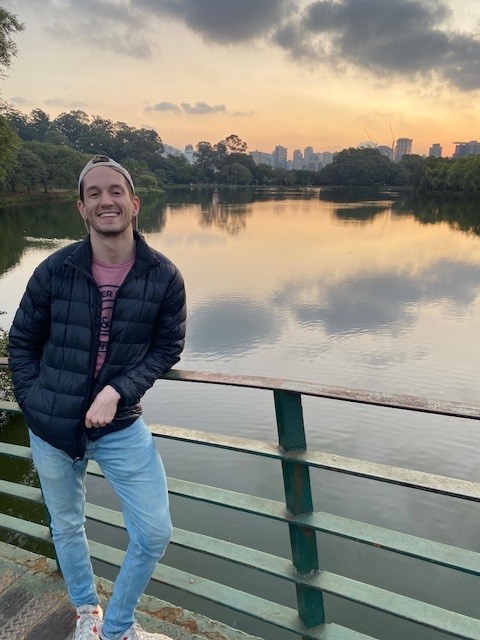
[78,155,136,201]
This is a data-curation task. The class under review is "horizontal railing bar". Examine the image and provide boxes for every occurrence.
[0,442,32,459]
[83,502,480,633]
[163,368,480,420]
[88,540,373,640]
[0,513,51,542]
[0,480,42,503]
[2,508,480,639]
[150,424,480,501]
[0,400,20,413]
[1,358,480,420]
[4,425,480,505]
[4,452,480,577]
[3,480,480,581]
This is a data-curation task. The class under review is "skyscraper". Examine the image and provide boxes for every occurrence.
[428,143,442,158]
[273,145,288,169]
[394,138,413,161]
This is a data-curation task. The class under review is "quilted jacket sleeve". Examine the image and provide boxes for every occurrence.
[107,266,186,405]
[8,262,52,408]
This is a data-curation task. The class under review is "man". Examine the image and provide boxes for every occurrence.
[8,155,186,640]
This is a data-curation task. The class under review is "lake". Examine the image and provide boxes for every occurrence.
[1,186,480,639]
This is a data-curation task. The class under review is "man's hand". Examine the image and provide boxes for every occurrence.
[85,385,121,428]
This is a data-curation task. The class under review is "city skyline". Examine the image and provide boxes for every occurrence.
[2,1,480,158]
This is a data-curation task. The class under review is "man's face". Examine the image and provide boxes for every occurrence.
[77,166,139,237]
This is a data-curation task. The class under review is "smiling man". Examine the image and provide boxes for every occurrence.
[8,155,187,640]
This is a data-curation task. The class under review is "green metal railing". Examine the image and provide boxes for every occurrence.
[1,358,480,639]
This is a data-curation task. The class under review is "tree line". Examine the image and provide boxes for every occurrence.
[2,107,480,195]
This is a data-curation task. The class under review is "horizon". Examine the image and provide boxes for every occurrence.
[2,1,480,158]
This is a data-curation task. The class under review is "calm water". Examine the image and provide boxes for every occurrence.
[1,187,480,639]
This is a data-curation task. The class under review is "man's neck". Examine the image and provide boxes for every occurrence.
[90,230,136,265]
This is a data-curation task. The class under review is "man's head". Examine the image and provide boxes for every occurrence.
[77,155,140,235]
[78,155,135,201]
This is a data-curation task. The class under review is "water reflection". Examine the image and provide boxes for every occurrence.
[273,258,480,336]
[188,296,284,356]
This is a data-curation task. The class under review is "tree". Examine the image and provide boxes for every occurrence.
[6,144,47,193]
[0,7,24,77]
[219,162,252,185]
[0,114,19,187]
[53,110,90,149]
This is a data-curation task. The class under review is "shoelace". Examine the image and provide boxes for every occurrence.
[75,608,101,639]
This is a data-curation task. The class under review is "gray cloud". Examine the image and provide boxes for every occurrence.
[145,101,228,115]
[10,96,33,106]
[9,0,480,90]
[44,97,87,108]
[273,0,480,90]
[137,0,294,44]
[181,102,226,115]
[147,102,182,113]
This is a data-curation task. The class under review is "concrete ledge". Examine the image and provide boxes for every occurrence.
[0,540,263,640]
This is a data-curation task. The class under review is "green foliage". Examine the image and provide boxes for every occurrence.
[0,115,20,186]
[0,313,13,404]
[318,147,398,186]
[0,7,24,77]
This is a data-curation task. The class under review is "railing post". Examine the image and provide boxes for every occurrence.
[274,389,324,628]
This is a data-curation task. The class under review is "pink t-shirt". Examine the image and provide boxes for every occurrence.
[92,256,135,376]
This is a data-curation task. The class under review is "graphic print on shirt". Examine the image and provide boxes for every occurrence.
[92,256,135,376]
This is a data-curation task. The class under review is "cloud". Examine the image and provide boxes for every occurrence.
[147,102,182,113]
[273,0,480,91]
[44,97,87,108]
[9,0,480,90]
[10,96,33,106]
[137,0,294,44]
[145,101,228,115]
[181,101,226,115]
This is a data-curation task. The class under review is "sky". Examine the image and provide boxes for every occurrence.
[1,0,480,158]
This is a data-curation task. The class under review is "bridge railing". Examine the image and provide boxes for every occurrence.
[1,358,480,640]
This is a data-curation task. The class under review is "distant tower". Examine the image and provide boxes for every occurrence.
[428,143,442,158]
[377,145,393,161]
[273,145,288,169]
[292,149,303,170]
[184,144,194,164]
[453,141,480,158]
[394,138,413,161]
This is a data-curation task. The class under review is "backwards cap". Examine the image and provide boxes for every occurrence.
[78,155,135,196]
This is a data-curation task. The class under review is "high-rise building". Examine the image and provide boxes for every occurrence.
[304,146,313,165]
[292,149,303,170]
[184,144,194,164]
[428,143,442,158]
[249,150,273,167]
[273,145,288,169]
[377,145,393,161]
[453,141,480,158]
[394,138,413,161]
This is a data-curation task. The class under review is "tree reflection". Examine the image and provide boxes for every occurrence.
[199,190,250,235]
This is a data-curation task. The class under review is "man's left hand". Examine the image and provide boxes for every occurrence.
[85,385,121,428]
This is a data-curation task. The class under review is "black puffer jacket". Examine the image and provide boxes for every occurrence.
[8,231,186,459]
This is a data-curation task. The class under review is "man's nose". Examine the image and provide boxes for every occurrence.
[99,191,114,206]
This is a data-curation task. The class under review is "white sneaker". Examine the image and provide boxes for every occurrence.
[73,604,103,640]
[99,620,172,640]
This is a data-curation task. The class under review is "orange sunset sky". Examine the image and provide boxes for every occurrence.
[2,0,480,158]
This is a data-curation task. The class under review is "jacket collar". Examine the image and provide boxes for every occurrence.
[64,231,160,274]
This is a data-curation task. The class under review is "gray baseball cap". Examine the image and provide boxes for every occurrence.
[78,155,136,196]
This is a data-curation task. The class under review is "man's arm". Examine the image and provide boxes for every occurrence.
[8,263,52,407]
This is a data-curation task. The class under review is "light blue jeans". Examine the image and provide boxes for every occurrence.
[29,418,172,640]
